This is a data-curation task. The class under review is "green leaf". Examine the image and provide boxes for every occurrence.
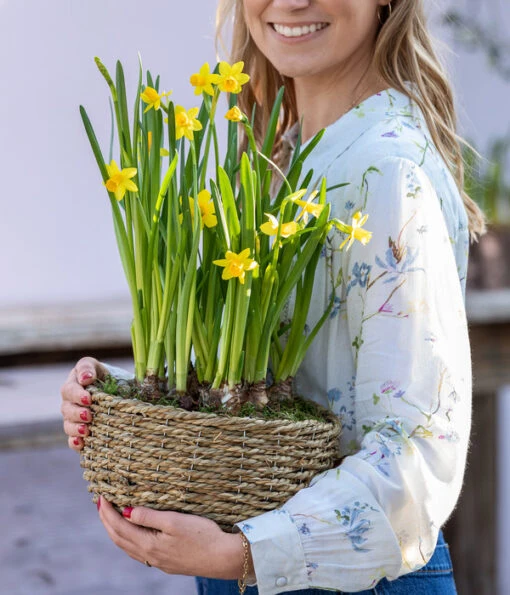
[116,61,133,162]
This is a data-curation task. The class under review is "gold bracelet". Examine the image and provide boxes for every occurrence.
[238,532,250,595]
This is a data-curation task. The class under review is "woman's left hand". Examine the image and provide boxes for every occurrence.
[97,496,247,579]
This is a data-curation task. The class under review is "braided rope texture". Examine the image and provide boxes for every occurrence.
[81,388,341,532]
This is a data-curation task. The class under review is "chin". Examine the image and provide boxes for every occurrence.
[272,61,317,80]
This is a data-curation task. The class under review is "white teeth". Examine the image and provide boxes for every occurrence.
[273,23,327,38]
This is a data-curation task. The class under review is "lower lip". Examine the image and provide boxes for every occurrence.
[269,24,329,43]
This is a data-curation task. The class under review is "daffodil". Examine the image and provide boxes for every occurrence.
[173,106,203,141]
[196,190,217,228]
[338,211,373,250]
[292,191,323,224]
[217,61,250,94]
[141,86,172,113]
[178,191,217,228]
[260,213,298,238]
[225,106,245,122]
[190,63,220,96]
[104,160,138,201]
[213,249,258,284]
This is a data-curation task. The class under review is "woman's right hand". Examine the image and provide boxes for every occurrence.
[60,357,108,452]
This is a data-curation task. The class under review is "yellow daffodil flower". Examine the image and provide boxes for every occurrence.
[292,191,323,224]
[141,87,172,113]
[260,213,298,238]
[174,106,203,141]
[217,61,250,94]
[178,191,217,228]
[213,249,259,284]
[225,106,245,122]
[190,63,220,96]
[104,160,138,201]
[191,190,217,228]
[196,190,217,228]
[338,211,373,250]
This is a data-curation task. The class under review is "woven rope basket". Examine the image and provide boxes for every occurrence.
[81,387,341,531]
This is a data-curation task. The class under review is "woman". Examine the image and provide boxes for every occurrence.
[61,0,485,593]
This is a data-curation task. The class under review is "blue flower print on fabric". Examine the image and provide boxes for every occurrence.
[375,244,422,284]
[346,262,372,296]
[339,404,356,431]
[329,294,343,319]
[334,502,378,552]
[362,431,403,477]
[328,388,343,403]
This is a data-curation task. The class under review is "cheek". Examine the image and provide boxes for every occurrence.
[242,0,265,28]
[241,0,267,50]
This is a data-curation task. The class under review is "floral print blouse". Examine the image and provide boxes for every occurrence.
[235,89,472,593]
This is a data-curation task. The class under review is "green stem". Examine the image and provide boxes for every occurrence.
[199,90,219,190]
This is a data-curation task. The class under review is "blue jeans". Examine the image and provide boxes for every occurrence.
[195,529,456,594]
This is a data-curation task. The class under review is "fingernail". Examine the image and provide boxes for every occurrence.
[97,497,101,511]
[78,424,86,435]
[81,395,91,406]
[73,437,80,446]
[122,507,133,519]
[80,410,88,422]
[81,372,93,382]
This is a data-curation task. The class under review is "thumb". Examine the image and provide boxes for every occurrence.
[75,357,107,386]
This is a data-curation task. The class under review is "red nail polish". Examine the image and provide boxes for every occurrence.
[73,437,80,446]
[78,424,86,435]
[81,395,90,406]
[81,372,93,382]
[97,497,101,511]
[80,410,88,422]
[122,507,133,519]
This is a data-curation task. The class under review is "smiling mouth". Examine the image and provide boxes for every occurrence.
[271,23,329,38]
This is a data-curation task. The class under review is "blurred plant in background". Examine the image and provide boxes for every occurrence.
[464,136,510,225]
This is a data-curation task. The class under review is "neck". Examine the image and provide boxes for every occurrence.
[293,56,386,143]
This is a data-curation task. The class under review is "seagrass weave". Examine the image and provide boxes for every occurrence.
[81,388,341,531]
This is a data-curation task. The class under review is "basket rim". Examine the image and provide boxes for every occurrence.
[88,386,341,430]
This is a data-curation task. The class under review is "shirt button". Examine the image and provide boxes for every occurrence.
[275,576,288,587]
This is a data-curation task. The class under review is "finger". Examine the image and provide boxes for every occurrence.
[63,420,89,438]
[75,357,108,386]
[60,370,94,407]
[99,498,154,546]
[122,505,176,531]
[61,401,93,424]
[68,436,84,451]
[98,499,144,560]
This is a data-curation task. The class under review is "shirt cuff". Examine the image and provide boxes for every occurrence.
[236,509,310,595]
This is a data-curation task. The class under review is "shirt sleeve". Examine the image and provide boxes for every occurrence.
[235,156,472,594]
[102,362,134,382]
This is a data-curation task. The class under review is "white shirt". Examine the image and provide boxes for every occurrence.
[234,89,472,594]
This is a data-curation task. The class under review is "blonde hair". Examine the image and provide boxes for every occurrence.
[216,0,486,241]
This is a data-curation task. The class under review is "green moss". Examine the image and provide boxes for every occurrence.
[97,375,120,396]
[96,377,330,423]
